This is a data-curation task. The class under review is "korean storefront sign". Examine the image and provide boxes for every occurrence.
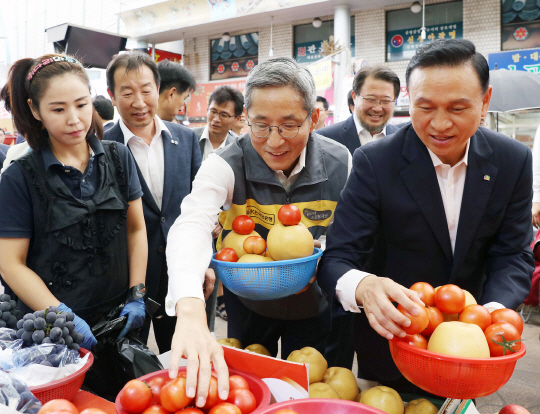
[488,48,540,74]
[148,48,182,63]
[386,22,463,62]
[187,79,246,118]
[295,37,355,64]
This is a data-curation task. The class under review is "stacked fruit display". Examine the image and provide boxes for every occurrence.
[396,282,523,358]
[0,293,23,330]
[215,205,314,263]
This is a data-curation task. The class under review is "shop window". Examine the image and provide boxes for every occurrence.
[210,33,258,81]
[294,17,355,65]
[386,1,462,62]
[502,0,540,51]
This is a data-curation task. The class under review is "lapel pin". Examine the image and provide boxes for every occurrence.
[484,175,490,181]
[171,139,174,144]
[174,140,178,145]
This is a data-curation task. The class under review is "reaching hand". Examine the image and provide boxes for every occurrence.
[58,303,97,350]
[169,298,229,408]
[118,298,146,339]
[354,276,425,340]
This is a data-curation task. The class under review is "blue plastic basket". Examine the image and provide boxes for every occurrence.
[211,248,323,300]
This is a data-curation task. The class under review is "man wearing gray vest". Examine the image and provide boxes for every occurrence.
[192,86,244,161]
[164,57,352,408]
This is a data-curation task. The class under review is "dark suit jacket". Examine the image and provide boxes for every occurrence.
[317,115,402,155]
[104,121,202,300]
[318,124,534,383]
[103,121,115,132]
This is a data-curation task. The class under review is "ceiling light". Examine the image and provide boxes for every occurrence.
[222,32,230,42]
[312,18,322,28]
[411,1,422,13]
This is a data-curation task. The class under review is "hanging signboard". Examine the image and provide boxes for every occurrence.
[148,48,182,63]
[488,48,540,74]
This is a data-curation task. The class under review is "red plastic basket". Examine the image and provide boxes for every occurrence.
[115,367,272,414]
[389,338,526,399]
[29,348,94,404]
[253,399,387,414]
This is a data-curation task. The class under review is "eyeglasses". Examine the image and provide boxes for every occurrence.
[247,111,313,139]
[208,108,233,120]
[358,96,395,107]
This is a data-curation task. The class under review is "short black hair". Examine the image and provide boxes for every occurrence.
[353,64,400,99]
[93,95,114,121]
[106,51,160,96]
[406,39,489,93]
[316,96,329,111]
[347,90,354,114]
[157,60,196,96]
[208,86,244,117]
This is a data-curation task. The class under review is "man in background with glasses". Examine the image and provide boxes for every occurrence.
[165,57,352,408]
[318,65,402,155]
[193,86,244,161]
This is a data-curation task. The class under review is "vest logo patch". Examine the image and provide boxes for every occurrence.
[247,205,275,226]
[303,208,332,221]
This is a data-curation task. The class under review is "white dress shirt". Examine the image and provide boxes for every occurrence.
[120,116,169,210]
[165,144,352,315]
[336,139,503,313]
[353,111,387,146]
[199,125,232,161]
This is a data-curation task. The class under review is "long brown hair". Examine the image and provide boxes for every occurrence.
[3,53,103,150]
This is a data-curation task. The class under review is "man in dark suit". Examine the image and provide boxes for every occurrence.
[156,59,196,123]
[318,64,402,155]
[318,39,534,394]
[104,52,202,353]
[93,95,115,131]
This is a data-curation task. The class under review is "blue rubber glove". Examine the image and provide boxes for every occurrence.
[118,298,145,339]
[58,303,98,350]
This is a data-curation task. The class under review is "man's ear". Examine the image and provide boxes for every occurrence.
[107,89,116,106]
[27,99,41,121]
[480,85,493,117]
[168,87,177,100]
[309,108,320,133]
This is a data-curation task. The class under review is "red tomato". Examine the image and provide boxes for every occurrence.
[243,236,266,255]
[176,409,205,414]
[409,282,436,307]
[402,333,428,349]
[119,380,153,414]
[229,375,250,392]
[459,304,492,331]
[38,400,79,414]
[397,304,429,335]
[148,377,168,406]
[161,377,193,412]
[215,248,238,262]
[201,376,220,411]
[278,205,301,226]
[485,322,522,357]
[232,215,255,235]
[142,407,170,414]
[491,308,524,335]
[209,403,242,414]
[226,388,257,414]
[422,306,444,338]
[434,284,466,314]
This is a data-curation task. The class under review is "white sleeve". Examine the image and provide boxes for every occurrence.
[0,142,31,176]
[335,269,374,313]
[533,126,540,203]
[165,154,235,315]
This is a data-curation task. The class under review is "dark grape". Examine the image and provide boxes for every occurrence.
[56,337,65,345]
[16,319,24,330]
[49,354,62,367]
[0,294,10,302]
[46,312,57,324]
[1,311,10,321]
[62,327,69,339]
[69,343,79,351]
[73,332,84,344]
[0,302,10,312]
[48,306,59,313]
[35,310,45,318]
[66,321,75,332]
[42,337,52,344]
[0,320,6,328]
[9,300,16,310]
[23,319,34,332]
[49,327,62,340]
[64,335,73,346]
[16,329,24,339]
[21,331,33,343]
[32,330,45,344]
[12,309,22,320]
[23,313,35,321]
[7,315,17,327]
[65,312,75,322]
[54,318,66,329]
[34,318,46,330]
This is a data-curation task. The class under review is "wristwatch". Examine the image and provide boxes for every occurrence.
[127,283,147,302]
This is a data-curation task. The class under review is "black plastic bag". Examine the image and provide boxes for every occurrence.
[83,298,163,401]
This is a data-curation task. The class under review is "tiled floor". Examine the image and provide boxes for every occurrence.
[149,309,540,414]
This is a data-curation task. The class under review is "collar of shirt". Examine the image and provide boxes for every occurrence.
[273,145,307,190]
[427,139,471,168]
[41,131,102,171]
[199,125,231,147]
[119,115,171,145]
[352,111,387,137]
